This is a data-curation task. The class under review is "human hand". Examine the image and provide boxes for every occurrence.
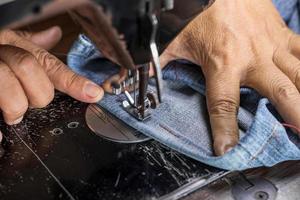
[0,27,103,125]
[159,0,300,156]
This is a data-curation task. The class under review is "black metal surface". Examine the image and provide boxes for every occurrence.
[95,0,214,64]
[0,93,225,200]
[0,0,50,27]
[0,0,214,65]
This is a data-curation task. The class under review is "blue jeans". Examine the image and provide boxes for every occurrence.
[67,0,300,171]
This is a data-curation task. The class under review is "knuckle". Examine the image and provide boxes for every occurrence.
[272,48,282,64]
[34,48,61,72]
[65,72,80,89]
[209,98,238,117]
[15,52,37,72]
[34,48,48,64]
[0,30,15,42]
[14,30,30,39]
[273,81,298,102]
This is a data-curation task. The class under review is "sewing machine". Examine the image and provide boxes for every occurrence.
[0,0,213,122]
[0,1,227,199]
[0,1,284,200]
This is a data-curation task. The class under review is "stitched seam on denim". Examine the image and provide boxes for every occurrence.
[159,123,179,137]
[158,123,201,150]
[272,130,300,158]
[221,143,250,170]
[248,124,278,162]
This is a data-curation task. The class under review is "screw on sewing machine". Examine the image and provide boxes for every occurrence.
[231,173,278,200]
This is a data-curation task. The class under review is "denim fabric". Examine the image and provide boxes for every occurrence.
[67,1,300,171]
[273,0,300,33]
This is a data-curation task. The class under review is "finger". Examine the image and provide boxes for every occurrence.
[3,31,104,103]
[251,64,300,128]
[15,26,62,50]
[273,49,300,90]
[289,34,300,59]
[206,70,240,156]
[36,51,104,103]
[0,61,28,125]
[0,45,54,108]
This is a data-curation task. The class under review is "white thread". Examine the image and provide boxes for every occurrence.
[12,127,76,200]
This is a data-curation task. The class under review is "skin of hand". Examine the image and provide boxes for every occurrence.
[159,0,300,156]
[0,26,103,128]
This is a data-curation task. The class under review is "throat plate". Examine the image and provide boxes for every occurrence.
[85,104,150,143]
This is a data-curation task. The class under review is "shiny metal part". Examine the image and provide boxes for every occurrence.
[111,70,138,95]
[111,82,122,95]
[124,90,135,106]
[120,10,163,121]
[85,104,150,143]
[149,14,163,103]
[122,98,152,121]
[147,91,159,109]
[0,0,213,123]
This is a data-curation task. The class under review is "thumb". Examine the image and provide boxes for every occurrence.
[16,26,62,50]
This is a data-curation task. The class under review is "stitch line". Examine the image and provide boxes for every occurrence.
[248,123,278,162]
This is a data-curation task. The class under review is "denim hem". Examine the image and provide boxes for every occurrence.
[66,2,300,170]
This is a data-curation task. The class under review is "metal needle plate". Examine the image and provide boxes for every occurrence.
[85,104,151,143]
[231,177,278,200]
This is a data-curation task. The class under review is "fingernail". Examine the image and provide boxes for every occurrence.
[7,116,23,125]
[84,82,102,99]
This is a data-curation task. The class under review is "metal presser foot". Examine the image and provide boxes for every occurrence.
[121,64,160,121]
[115,14,163,122]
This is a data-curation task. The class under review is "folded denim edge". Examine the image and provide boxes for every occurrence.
[67,35,300,171]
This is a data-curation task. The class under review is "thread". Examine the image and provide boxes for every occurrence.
[282,123,300,136]
[11,127,76,200]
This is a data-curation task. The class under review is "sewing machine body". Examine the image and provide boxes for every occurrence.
[0,0,213,121]
[0,2,292,200]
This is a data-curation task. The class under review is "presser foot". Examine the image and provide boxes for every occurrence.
[113,13,163,122]
[122,103,151,121]
[122,91,159,121]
